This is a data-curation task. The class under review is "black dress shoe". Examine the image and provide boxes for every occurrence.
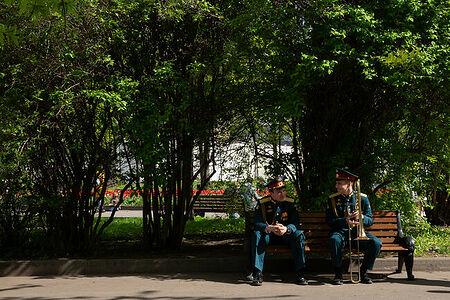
[333,273,343,285]
[361,273,373,284]
[251,270,263,286]
[296,274,308,285]
[245,272,253,281]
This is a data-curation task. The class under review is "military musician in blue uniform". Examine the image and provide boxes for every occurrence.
[326,168,382,285]
[250,176,308,286]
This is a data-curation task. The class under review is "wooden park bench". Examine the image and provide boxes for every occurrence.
[193,194,243,216]
[102,193,243,217]
[246,210,415,279]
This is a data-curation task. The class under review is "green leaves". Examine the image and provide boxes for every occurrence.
[0,24,19,46]
[16,0,79,18]
[0,1,81,46]
[0,0,448,255]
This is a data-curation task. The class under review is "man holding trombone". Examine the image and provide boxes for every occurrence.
[326,168,382,285]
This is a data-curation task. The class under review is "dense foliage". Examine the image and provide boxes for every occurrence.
[0,0,448,256]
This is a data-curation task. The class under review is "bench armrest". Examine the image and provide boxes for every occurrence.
[398,236,415,253]
[395,211,415,253]
[396,211,405,238]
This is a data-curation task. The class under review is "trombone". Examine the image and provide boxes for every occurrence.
[347,179,370,283]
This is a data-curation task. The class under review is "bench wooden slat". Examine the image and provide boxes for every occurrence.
[299,210,397,218]
[366,231,398,237]
[194,202,229,205]
[372,217,398,223]
[193,195,242,214]
[378,237,397,243]
[268,244,408,254]
[380,245,408,251]
[193,204,228,207]
[306,238,328,244]
[304,231,329,237]
[299,216,398,224]
[300,218,327,223]
[194,207,227,210]
[366,223,398,230]
[194,206,227,209]
[305,236,397,245]
[194,207,228,210]
[199,200,230,202]
[195,204,228,207]
[267,246,296,253]
[196,195,231,198]
[301,224,333,230]
[299,212,326,217]
[372,211,397,217]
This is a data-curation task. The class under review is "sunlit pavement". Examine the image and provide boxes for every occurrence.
[0,271,449,300]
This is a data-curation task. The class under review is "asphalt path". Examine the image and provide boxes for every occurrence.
[1,271,449,300]
[99,209,227,218]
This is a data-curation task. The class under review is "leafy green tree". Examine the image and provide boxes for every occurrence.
[376,0,449,224]
[0,0,136,255]
[230,0,448,222]
[0,0,81,46]
[106,0,235,249]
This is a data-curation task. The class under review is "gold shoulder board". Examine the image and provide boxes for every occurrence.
[329,192,339,198]
[360,193,367,197]
[259,196,271,204]
[285,197,295,203]
[331,198,338,217]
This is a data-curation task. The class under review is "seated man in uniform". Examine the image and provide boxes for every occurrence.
[326,168,382,285]
[250,176,307,286]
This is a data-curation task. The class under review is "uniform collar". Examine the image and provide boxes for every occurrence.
[342,191,354,201]
[269,196,282,204]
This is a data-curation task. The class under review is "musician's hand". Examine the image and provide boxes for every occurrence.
[349,211,359,219]
[266,225,278,234]
[347,219,360,226]
[274,224,287,236]
[346,211,360,226]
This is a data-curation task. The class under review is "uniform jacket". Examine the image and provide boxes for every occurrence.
[254,195,299,234]
[325,191,373,234]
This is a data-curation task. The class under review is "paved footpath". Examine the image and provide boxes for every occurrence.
[1,271,449,300]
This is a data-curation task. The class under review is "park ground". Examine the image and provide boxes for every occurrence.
[1,210,448,299]
[1,271,449,300]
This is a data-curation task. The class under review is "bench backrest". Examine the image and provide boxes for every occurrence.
[193,194,241,212]
[248,210,403,252]
[299,210,400,251]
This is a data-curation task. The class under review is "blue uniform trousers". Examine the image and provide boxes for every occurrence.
[329,231,382,270]
[251,230,306,272]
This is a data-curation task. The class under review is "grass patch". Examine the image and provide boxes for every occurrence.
[184,216,245,234]
[100,218,143,240]
[405,225,450,256]
[100,216,245,240]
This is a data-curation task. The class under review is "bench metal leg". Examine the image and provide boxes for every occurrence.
[396,255,404,273]
[405,251,415,280]
[398,236,415,280]
[244,212,254,279]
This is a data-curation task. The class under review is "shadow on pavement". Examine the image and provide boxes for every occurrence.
[135,272,330,286]
[0,284,42,293]
[385,273,450,289]
[31,272,330,286]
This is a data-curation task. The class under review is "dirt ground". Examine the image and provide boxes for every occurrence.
[90,233,246,260]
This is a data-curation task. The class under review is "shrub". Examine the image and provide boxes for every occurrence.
[372,184,425,228]
[406,226,450,256]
